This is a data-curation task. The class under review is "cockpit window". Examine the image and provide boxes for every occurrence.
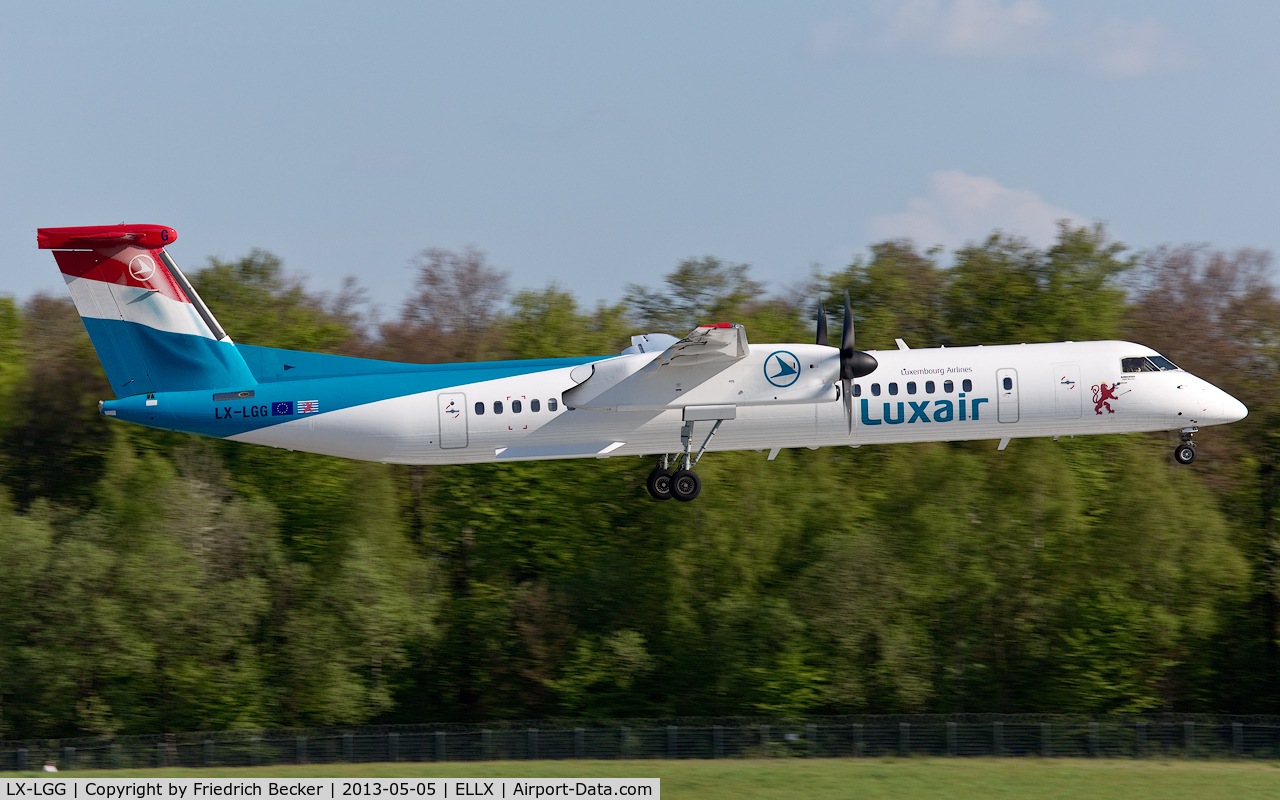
[1122,355,1180,373]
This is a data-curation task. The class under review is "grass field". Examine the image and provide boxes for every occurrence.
[7,758,1279,799]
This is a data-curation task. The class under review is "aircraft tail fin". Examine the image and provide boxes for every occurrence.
[38,224,256,397]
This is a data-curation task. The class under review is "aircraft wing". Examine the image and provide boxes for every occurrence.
[652,324,749,368]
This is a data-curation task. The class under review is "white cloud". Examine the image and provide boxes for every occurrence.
[810,1,1197,76]
[878,0,1053,58]
[869,170,1086,250]
[1086,17,1196,77]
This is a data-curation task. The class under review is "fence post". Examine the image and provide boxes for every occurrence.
[1089,722,1099,758]
[386,732,397,763]
[575,728,585,759]
[157,742,167,769]
[899,722,910,758]
[16,748,27,772]
[993,722,1003,757]
[1041,723,1050,758]
[807,724,817,758]
[112,743,121,770]
[432,731,443,763]
[204,740,214,768]
[483,730,493,761]
[250,737,260,767]
[296,736,306,765]
[1184,721,1194,759]
[667,726,677,759]
[621,727,630,760]
[946,722,956,757]
[342,734,353,763]
[63,747,75,771]
[1233,722,1243,758]
[853,723,863,758]
[528,729,538,760]
[1136,722,1146,759]
[713,726,723,759]
[760,724,770,755]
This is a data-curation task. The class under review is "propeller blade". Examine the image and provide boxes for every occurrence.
[816,300,828,347]
[841,290,855,361]
[843,377,852,435]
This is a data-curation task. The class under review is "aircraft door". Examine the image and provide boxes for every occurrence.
[996,368,1019,423]
[438,392,468,449]
[1052,363,1081,419]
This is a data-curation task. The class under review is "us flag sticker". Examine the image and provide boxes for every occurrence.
[297,400,319,414]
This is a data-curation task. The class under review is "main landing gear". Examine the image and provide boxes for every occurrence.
[1174,427,1198,465]
[646,418,725,502]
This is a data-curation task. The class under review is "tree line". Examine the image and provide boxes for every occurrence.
[1,223,1278,739]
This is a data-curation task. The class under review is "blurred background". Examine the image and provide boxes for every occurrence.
[2,1,1280,738]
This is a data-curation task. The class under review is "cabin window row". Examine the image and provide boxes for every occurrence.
[473,398,559,416]
[852,379,972,398]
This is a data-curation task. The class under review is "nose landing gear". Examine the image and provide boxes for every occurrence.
[1174,427,1198,465]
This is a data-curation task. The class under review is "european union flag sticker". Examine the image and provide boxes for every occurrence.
[272,401,294,416]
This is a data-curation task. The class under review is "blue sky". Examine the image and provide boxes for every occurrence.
[4,1,1278,317]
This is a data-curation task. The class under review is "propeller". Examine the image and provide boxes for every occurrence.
[833,291,879,434]
[816,301,828,347]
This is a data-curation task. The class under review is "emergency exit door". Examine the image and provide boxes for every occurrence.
[438,392,468,449]
[996,368,1019,423]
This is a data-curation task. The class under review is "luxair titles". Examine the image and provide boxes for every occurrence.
[862,365,986,426]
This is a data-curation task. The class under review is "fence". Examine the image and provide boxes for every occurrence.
[3,715,1280,770]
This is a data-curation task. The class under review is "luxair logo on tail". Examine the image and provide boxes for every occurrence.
[37,224,255,397]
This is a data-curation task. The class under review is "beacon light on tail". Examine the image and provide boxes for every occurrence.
[40,224,1249,502]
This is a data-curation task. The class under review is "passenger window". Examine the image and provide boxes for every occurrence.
[474,402,484,415]
[907,381,916,395]
[1003,377,1013,390]
[512,400,522,413]
[888,383,899,396]
[926,381,935,394]
[962,379,972,392]
[944,380,954,393]
[494,401,503,414]
[548,398,558,411]
[853,384,862,397]
[531,399,540,412]
[871,383,881,396]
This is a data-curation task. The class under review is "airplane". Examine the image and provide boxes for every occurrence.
[38,224,1249,502]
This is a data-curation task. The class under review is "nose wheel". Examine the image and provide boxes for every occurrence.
[1173,427,1198,465]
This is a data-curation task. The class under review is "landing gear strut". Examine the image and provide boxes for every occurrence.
[646,418,726,502]
[1174,427,1198,465]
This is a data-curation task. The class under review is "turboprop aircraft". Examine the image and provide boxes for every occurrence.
[39,224,1248,502]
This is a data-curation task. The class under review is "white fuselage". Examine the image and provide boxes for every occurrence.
[228,340,1247,465]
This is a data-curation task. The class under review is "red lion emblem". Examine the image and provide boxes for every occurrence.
[1092,382,1121,415]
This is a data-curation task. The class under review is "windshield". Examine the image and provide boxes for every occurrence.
[1122,355,1180,373]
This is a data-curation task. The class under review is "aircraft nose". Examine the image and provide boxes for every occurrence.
[1222,392,1248,424]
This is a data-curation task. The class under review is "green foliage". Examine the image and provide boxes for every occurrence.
[626,256,765,333]
[191,250,357,353]
[0,223,1276,737]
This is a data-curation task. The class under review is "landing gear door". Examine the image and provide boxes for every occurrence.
[996,368,1019,423]
[438,392,468,449]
